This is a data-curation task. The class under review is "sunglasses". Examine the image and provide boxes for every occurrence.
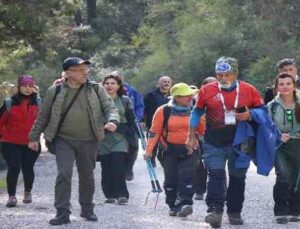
[286,109,293,122]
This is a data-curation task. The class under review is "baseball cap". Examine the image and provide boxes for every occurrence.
[63,57,91,71]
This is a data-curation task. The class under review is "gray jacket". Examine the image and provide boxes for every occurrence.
[267,95,300,138]
[29,81,120,142]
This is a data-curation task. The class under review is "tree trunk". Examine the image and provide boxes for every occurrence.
[86,0,96,24]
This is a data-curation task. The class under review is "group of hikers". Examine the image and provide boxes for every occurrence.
[0,56,299,228]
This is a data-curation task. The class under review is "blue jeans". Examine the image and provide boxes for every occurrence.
[202,143,248,213]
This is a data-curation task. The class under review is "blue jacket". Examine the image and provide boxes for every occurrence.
[233,106,281,176]
[125,83,144,121]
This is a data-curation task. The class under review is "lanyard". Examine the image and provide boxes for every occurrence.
[218,81,239,111]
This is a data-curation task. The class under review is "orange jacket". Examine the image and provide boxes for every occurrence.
[146,105,205,155]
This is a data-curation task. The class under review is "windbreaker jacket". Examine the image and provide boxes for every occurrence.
[267,95,300,138]
[124,83,144,121]
[144,87,170,129]
[233,106,281,176]
[29,81,120,142]
[146,103,205,155]
[0,93,39,145]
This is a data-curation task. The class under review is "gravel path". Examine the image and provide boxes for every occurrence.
[0,146,298,229]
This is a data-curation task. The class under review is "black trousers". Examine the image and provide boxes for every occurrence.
[192,150,207,195]
[126,143,138,176]
[163,152,194,208]
[99,151,129,199]
[1,142,40,196]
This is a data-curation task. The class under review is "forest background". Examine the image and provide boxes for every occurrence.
[1,0,300,96]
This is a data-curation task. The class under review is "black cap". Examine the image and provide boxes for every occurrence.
[63,57,91,71]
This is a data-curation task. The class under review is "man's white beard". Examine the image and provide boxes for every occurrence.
[220,83,231,89]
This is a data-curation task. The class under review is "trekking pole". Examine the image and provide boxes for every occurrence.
[136,121,147,151]
[147,159,162,193]
[146,159,162,208]
[148,159,162,208]
[144,159,156,206]
[146,159,157,193]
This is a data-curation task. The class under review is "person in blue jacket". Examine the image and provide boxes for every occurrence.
[109,71,144,181]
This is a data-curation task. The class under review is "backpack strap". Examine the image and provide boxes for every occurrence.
[270,101,279,120]
[52,84,62,104]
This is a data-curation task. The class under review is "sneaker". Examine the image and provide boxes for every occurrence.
[228,213,244,225]
[80,213,98,222]
[105,198,116,204]
[117,197,128,205]
[194,193,204,200]
[205,211,223,228]
[6,196,17,207]
[178,205,193,217]
[23,191,32,203]
[276,216,289,224]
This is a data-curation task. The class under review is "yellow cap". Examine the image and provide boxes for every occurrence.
[170,83,197,97]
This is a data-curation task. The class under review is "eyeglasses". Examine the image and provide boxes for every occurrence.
[67,68,89,73]
[286,109,293,122]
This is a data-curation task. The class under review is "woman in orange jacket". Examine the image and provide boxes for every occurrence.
[144,83,203,217]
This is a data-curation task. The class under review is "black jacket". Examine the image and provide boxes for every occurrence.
[143,88,170,129]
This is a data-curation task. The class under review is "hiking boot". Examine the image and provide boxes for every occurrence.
[49,209,71,226]
[276,216,289,224]
[168,208,178,216]
[228,213,244,225]
[289,216,300,222]
[194,193,204,200]
[117,197,128,205]
[205,211,223,228]
[80,213,98,222]
[6,196,17,207]
[104,198,116,204]
[178,205,193,217]
[23,191,32,203]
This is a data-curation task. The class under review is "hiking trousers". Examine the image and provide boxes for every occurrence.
[163,152,194,208]
[202,143,248,214]
[54,137,98,214]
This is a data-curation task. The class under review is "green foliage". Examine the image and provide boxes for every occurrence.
[0,0,300,95]
[245,57,277,93]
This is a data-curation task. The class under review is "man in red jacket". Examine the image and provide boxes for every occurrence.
[186,57,263,227]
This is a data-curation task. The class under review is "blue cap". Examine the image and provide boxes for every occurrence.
[63,57,91,71]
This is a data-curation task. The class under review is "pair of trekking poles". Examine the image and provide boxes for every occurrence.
[136,122,162,208]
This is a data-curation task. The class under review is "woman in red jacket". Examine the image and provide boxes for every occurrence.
[0,75,40,207]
